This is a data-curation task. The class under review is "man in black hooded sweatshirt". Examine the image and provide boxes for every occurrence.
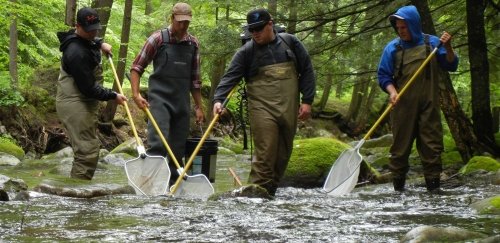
[56,7,127,180]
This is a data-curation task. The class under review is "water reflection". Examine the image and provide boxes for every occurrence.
[1,154,498,242]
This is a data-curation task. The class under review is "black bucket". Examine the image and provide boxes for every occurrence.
[185,138,218,182]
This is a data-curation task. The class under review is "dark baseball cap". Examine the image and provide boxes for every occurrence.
[77,7,102,32]
[246,9,272,29]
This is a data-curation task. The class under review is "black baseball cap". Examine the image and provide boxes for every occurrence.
[246,9,272,29]
[77,7,102,32]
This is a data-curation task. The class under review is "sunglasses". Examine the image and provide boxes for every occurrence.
[248,23,267,33]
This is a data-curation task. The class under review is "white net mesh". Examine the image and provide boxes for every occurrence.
[124,155,171,196]
[170,174,214,200]
[323,148,362,196]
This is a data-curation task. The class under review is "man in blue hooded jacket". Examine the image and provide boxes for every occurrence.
[377,5,458,192]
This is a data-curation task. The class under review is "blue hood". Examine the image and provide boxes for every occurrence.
[389,5,423,46]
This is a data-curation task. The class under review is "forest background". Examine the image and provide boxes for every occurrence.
[0,0,498,162]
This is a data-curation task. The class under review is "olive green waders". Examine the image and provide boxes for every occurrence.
[390,43,443,191]
[56,67,100,180]
[147,30,195,186]
[246,62,299,195]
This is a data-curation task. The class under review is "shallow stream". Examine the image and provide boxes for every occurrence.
[1,154,498,242]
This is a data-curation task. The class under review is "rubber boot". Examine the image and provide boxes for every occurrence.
[259,182,277,197]
[425,177,441,194]
[392,176,406,192]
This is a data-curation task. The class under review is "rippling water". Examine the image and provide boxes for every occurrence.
[1,154,498,242]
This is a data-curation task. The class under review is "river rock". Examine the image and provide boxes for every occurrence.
[0,152,21,166]
[101,152,134,166]
[0,174,28,192]
[0,137,25,159]
[459,156,500,175]
[34,179,135,198]
[359,134,393,148]
[494,170,500,185]
[0,174,29,201]
[470,196,500,215]
[208,184,273,200]
[281,137,350,188]
[401,226,486,242]
[0,189,8,201]
[110,138,139,157]
[42,146,74,160]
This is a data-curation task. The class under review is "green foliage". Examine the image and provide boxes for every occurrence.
[2,0,66,69]
[21,85,55,114]
[0,88,24,107]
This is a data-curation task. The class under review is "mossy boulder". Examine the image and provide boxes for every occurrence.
[110,138,139,157]
[0,136,25,160]
[470,196,500,215]
[281,137,350,188]
[402,226,486,242]
[459,156,500,175]
[218,136,244,155]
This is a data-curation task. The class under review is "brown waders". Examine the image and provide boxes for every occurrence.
[390,42,443,191]
[246,62,299,196]
[56,67,100,180]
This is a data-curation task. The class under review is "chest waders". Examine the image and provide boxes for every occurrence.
[147,30,194,184]
[389,41,443,186]
[56,67,100,180]
[246,61,299,195]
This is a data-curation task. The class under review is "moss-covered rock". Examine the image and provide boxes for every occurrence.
[218,136,244,155]
[110,138,139,157]
[0,136,25,160]
[459,156,500,175]
[471,196,500,215]
[402,226,486,242]
[281,137,350,188]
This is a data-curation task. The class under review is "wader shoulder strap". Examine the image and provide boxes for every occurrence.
[278,33,298,70]
[396,38,404,82]
[278,33,295,52]
[396,35,432,82]
[424,34,431,79]
[160,28,170,45]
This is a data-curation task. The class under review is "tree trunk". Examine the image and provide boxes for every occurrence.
[412,0,499,160]
[466,0,498,152]
[268,0,277,17]
[318,73,333,112]
[287,0,297,33]
[355,79,379,134]
[208,5,231,122]
[335,80,343,98]
[101,0,133,122]
[145,0,153,15]
[65,0,77,27]
[439,73,479,162]
[9,0,18,88]
[92,0,114,39]
[346,79,363,121]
